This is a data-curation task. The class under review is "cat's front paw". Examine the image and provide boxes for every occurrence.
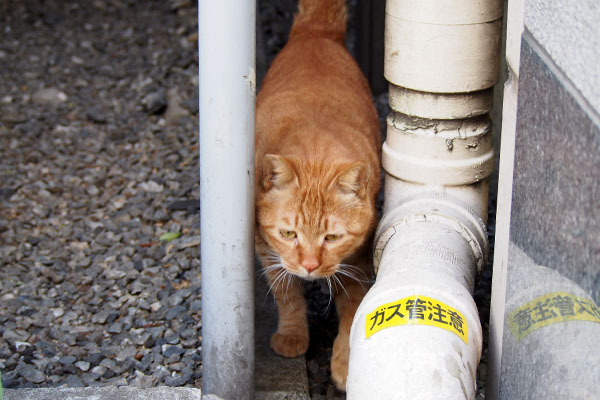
[330,333,349,391]
[270,332,309,357]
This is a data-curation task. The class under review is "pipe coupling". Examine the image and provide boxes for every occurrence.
[374,191,489,276]
[383,113,494,186]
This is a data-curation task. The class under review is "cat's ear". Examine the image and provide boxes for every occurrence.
[334,162,370,199]
[262,154,297,190]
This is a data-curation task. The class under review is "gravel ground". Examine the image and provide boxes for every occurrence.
[0,0,494,397]
[1,0,201,389]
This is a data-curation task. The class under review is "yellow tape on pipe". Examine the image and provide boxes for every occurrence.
[508,291,600,341]
[365,294,468,344]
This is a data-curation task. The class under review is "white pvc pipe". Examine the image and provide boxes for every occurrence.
[347,194,486,399]
[384,0,503,93]
[346,0,501,398]
[198,1,256,399]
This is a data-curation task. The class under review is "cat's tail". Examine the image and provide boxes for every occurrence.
[290,0,346,43]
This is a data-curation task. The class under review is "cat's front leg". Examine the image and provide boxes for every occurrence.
[330,281,366,391]
[268,275,309,357]
[257,237,309,358]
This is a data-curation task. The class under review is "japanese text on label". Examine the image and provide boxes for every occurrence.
[508,291,600,341]
[365,295,468,343]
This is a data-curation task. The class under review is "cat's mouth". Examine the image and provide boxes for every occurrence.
[290,265,336,281]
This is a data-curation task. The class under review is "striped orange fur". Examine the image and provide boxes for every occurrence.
[255,0,380,391]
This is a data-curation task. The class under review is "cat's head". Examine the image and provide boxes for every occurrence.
[257,154,375,280]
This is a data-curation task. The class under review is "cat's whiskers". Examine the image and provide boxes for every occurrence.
[331,273,350,301]
[262,256,297,304]
[336,263,370,288]
[284,270,295,298]
[268,268,286,292]
[261,262,285,276]
[325,276,334,311]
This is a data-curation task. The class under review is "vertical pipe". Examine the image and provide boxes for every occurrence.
[487,0,524,397]
[346,0,502,398]
[198,1,256,399]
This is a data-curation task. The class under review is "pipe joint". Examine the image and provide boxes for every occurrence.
[347,191,486,399]
[374,191,489,281]
[389,85,494,120]
[383,113,494,186]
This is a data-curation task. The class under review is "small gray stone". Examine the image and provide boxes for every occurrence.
[166,305,187,319]
[116,345,137,362]
[165,87,190,124]
[75,360,91,371]
[86,107,108,123]
[181,337,198,348]
[165,333,180,345]
[17,364,46,383]
[59,355,77,365]
[61,311,78,324]
[77,256,92,268]
[131,370,155,389]
[169,294,184,306]
[99,358,117,370]
[104,268,127,280]
[150,301,162,312]
[92,309,110,324]
[32,87,68,107]
[152,365,170,381]
[190,300,202,312]
[104,376,128,386]
[90,365,107,378]
[138,299,151,310]
[86,185,100,196]
[64,374,85,387]
[130,281,145,295]
[141,89,167,114]
[164,374,186,387]
[178,235,201,249]
[3,329,29,342]
[84,352,103,365]
[107,322,122,334]
[133,332,151,346]
[163,345,185,358]
[51,307,65,318]
[138,352,152,367]
[139,180,164,193]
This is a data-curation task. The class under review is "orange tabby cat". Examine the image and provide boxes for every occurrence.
[255,0,380,391]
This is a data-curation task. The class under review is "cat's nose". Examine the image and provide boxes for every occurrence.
[301,258,320,273]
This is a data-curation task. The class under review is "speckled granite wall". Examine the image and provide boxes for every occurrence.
[510,33,600,303]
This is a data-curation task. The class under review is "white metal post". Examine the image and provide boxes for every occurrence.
[198,1,256,399]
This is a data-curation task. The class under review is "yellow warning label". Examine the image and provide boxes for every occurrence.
[365,295,468,344]
[508,291,600,341]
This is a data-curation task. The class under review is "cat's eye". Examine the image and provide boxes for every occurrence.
[325,233,342,242]
[280,230,297,240]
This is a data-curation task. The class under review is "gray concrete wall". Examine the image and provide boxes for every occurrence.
[524,0,600,113]
[489,0,600,398]
[511,0,600,304]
